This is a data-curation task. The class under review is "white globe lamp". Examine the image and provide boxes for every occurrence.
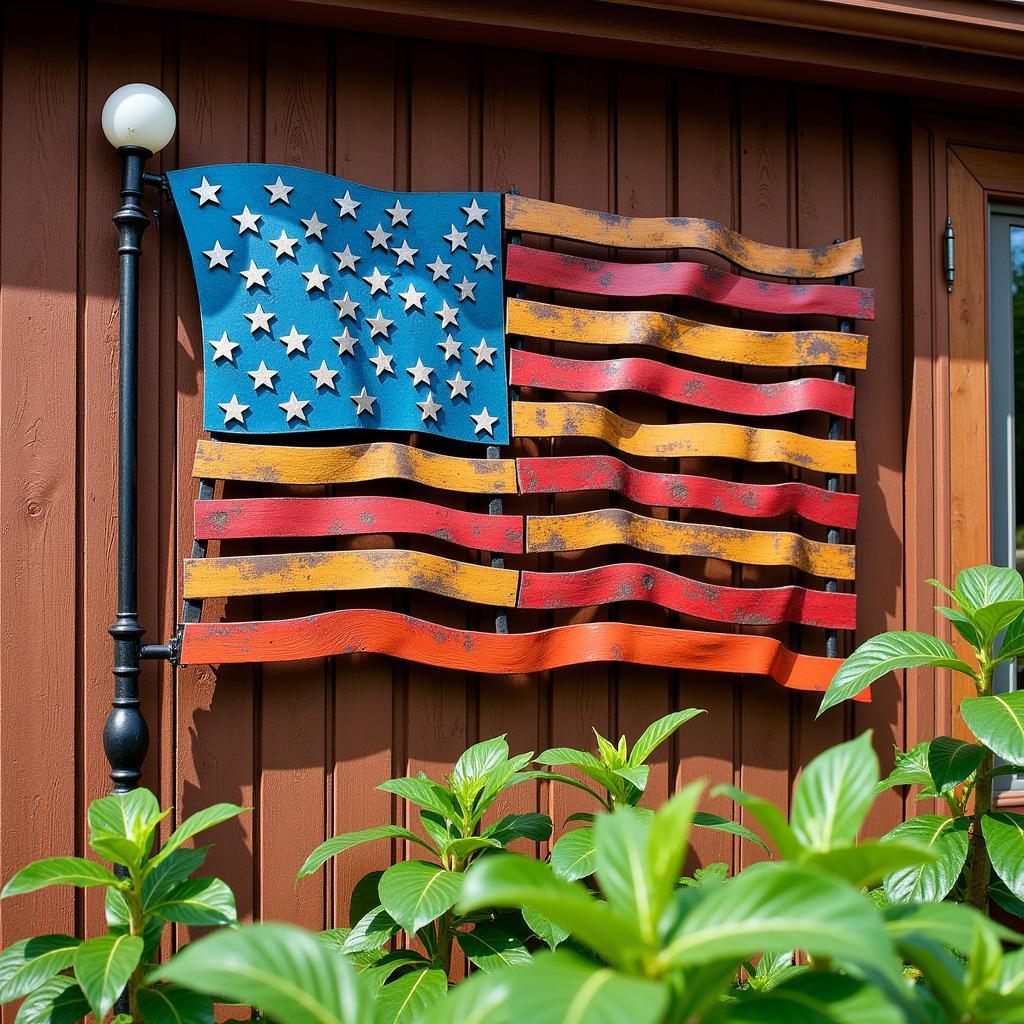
[102,83,176,154]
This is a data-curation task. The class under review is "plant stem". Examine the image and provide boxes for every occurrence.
[964,660,994,912]
[127,871,145,1021]
[434,910,455,976]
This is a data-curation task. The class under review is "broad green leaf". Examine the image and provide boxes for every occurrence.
[534,748,611,787]
[936,605,982,649]
[459,852,643,968]
[998,947,1024,996]
[659,862,894,975]
[142,846,209,912]
[928,736,985,793]
[456,925,531,972]
[595,808,658,942]
[88,789,167,868]
[791,732,878,851]
[73,933,144,1022]
[342,905,400,954]
[137,985,214,1024]
[150,802,247,867]
[419,812,453,851]
[646,783,703,925]
[444,837,501,862]
[692,812,770,852]
[986,763,1024,779]
[747,951,800,992]
[818,632,975,716]
[483,813,552,846]
[378,777,459,821]
[801,840,936,888]
[611,765,649,796]
[955,564,1023,611]
[316,929,387,971]
[962,691,1024,763]
[374,967,447,1024]
[982,811,1024,901]
[2,857,120,897]
[594,730,625,769]
[550,828,597,882]
[884,900,1019,956]
[152,923,374,1024]
[711,971,904,1023]
[975,599,1024,644]
[998,612,1024,664]
[147,876,236,925]
[0,935,80,1004]
[876,742,935,796]
[991,876,1024,920]
[628,710,705,767]
[881,814,970,902]
[712,785,801,859]
[478,754,536,810]
[298,825,433,880]
[522,907,569,949]
[349,870,385,927]
[378,860,462,935]
[358,950,428,996]
[423,968,511,1024]
[12,976,89,1024]
[451,736,510,807]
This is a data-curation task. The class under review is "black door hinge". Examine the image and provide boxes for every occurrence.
[944,216,955,294]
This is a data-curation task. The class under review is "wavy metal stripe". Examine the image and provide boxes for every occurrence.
[505,244,875,319]
[192,439,518,492]
[183,549,519,605]
[516,455,859,529]
[518,564,855,629]
[510,350,855,420]
[526,509,855,580]
[503,194,864,278]
[512,402,855,474]
[507,299,868,370]
[194,496,525,553]
[178,609,858,698]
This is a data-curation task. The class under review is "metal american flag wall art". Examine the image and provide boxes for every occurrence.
[167,164,872,701]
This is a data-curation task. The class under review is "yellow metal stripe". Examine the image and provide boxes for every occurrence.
[183,549,520,605]
[526,510,854,580]
[503,194,864,278]
[506,298,867,370]
[512,402,855,475]
[192,439,517,493]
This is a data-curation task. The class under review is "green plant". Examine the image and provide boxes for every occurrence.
[819,564,1024,913]
[0,788,246,1023]
[534,710,767,881]
[297,735,550,1018]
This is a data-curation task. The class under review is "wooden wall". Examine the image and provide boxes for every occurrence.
[0,1,920,969]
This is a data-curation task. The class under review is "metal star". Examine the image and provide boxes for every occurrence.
[443,224,468,252]
[392,239,418,267]
[427,255,451,281]
[369,346,395,378]
[301,211,328,240]
[438,334,462,361]
[398,284,426,311]
[334,190,361,219]
[417,391,442,423]
[248,361,278,392]
[446,371,472,400]
[302,264,330,292]
[209,331,239,363]
[191,176,221,206]
[270,230,299,260]
[310,360,339,391]
[406,358,434,387]
[471,407,499,436]
[471,338,496,366]
[334,328,358,357]
[350,386,377,416]
[203,240,233,270]
[240,260,270,289]
[434,301,459,329]
[333,245,360,273]
[366,309,394,339]
[264,176,293,204]
[471,244,497,271]
[232,205,262,235]
[363,266,391,296]
[366,223,392,250]
[218,394,249,425]
[279,392,309,423]
[279,325,309,355]
[385,200,412,227]
[462,198,487,225]
[454,275,476,302]
[333,292,360,321]
[244,304,275,334]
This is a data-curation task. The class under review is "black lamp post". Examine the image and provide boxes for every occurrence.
[101,84,177,796]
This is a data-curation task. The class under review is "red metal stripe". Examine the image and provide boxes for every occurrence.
[509,349,855,419]
[178,609,863,700]
[516,455,859,530]
[505,244,876,319]
[194,496,524,553]
[518,564,855,629]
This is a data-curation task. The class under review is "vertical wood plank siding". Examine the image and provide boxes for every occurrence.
[0,2,914,971]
